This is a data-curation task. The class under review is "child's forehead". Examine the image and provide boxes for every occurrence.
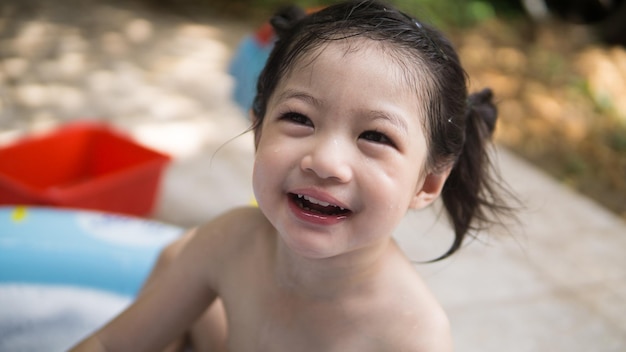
[297,37,400,65]
[286,38,435,105]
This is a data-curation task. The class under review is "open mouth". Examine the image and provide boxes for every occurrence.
[289,193,352,217]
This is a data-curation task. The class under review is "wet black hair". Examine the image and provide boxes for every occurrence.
[251,0,516,260]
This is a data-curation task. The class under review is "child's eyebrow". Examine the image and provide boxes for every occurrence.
[367,110,409,137]
[276,89,323,108]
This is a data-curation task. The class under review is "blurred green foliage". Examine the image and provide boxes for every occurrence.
[390,0,519,29]
[146,0,526,28]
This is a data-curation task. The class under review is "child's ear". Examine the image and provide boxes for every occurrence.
[409,167,452,210]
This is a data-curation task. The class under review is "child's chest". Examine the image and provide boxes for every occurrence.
[222,281,391,352]
[226,293,379,351]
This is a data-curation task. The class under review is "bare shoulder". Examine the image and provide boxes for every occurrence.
[382,304,452,352]
[368,247,453,351]
[190,206,273,272]
[192,206,271,254]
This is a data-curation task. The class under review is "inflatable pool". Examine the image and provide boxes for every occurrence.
[0,206,183,351]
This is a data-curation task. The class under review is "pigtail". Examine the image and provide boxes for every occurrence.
[438,88,514,260]
[270,5,307,38]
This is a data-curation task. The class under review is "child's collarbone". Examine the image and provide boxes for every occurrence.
[230,287,406,351]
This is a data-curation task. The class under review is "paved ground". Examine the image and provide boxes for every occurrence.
[1,1,625,351]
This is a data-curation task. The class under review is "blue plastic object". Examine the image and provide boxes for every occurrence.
[0,206,183,296]
[229,30,274,113]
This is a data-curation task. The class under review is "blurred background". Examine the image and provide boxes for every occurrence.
[1,0,624,222]
[1,0,625,351]
[147,0,626,220]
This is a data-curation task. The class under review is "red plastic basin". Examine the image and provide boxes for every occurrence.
[0,122,170,216]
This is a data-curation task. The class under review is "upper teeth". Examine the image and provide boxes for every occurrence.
[297,194,345,210]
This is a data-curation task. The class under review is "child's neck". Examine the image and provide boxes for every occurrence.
[273,237,393,300]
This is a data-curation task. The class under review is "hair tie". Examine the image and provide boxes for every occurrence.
[270,5,307,38]
[467,88,497,134]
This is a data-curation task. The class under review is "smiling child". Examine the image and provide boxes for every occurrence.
[71,1,514,351]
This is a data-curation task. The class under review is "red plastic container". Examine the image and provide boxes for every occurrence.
[0,122,170,216]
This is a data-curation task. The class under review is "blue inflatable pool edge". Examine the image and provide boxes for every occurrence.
[0,206,184,297]
[0,207,184,351]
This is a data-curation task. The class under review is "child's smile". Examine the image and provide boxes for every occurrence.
[253,39,434,259]
[288,191,352,225]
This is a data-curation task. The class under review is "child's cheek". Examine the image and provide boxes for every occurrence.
[252,149,278,196]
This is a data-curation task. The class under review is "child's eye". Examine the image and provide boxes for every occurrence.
[281,112,313,127]
[359,130,396,147]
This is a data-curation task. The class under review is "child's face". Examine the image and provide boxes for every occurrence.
[253,39,437,259]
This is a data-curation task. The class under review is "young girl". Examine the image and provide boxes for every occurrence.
[71,1,512,351]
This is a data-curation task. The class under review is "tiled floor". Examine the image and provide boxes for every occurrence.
[1,1,625,350]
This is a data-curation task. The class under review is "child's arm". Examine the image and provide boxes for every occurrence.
[70,228,220,352]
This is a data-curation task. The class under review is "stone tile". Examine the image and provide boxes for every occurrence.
[516,227,626,287]
[416,239,555,309]
[572,279,626,336]
[448,289,626,352]
[496,149,625,238]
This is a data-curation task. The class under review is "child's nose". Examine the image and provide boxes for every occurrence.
[300,137,353,182]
